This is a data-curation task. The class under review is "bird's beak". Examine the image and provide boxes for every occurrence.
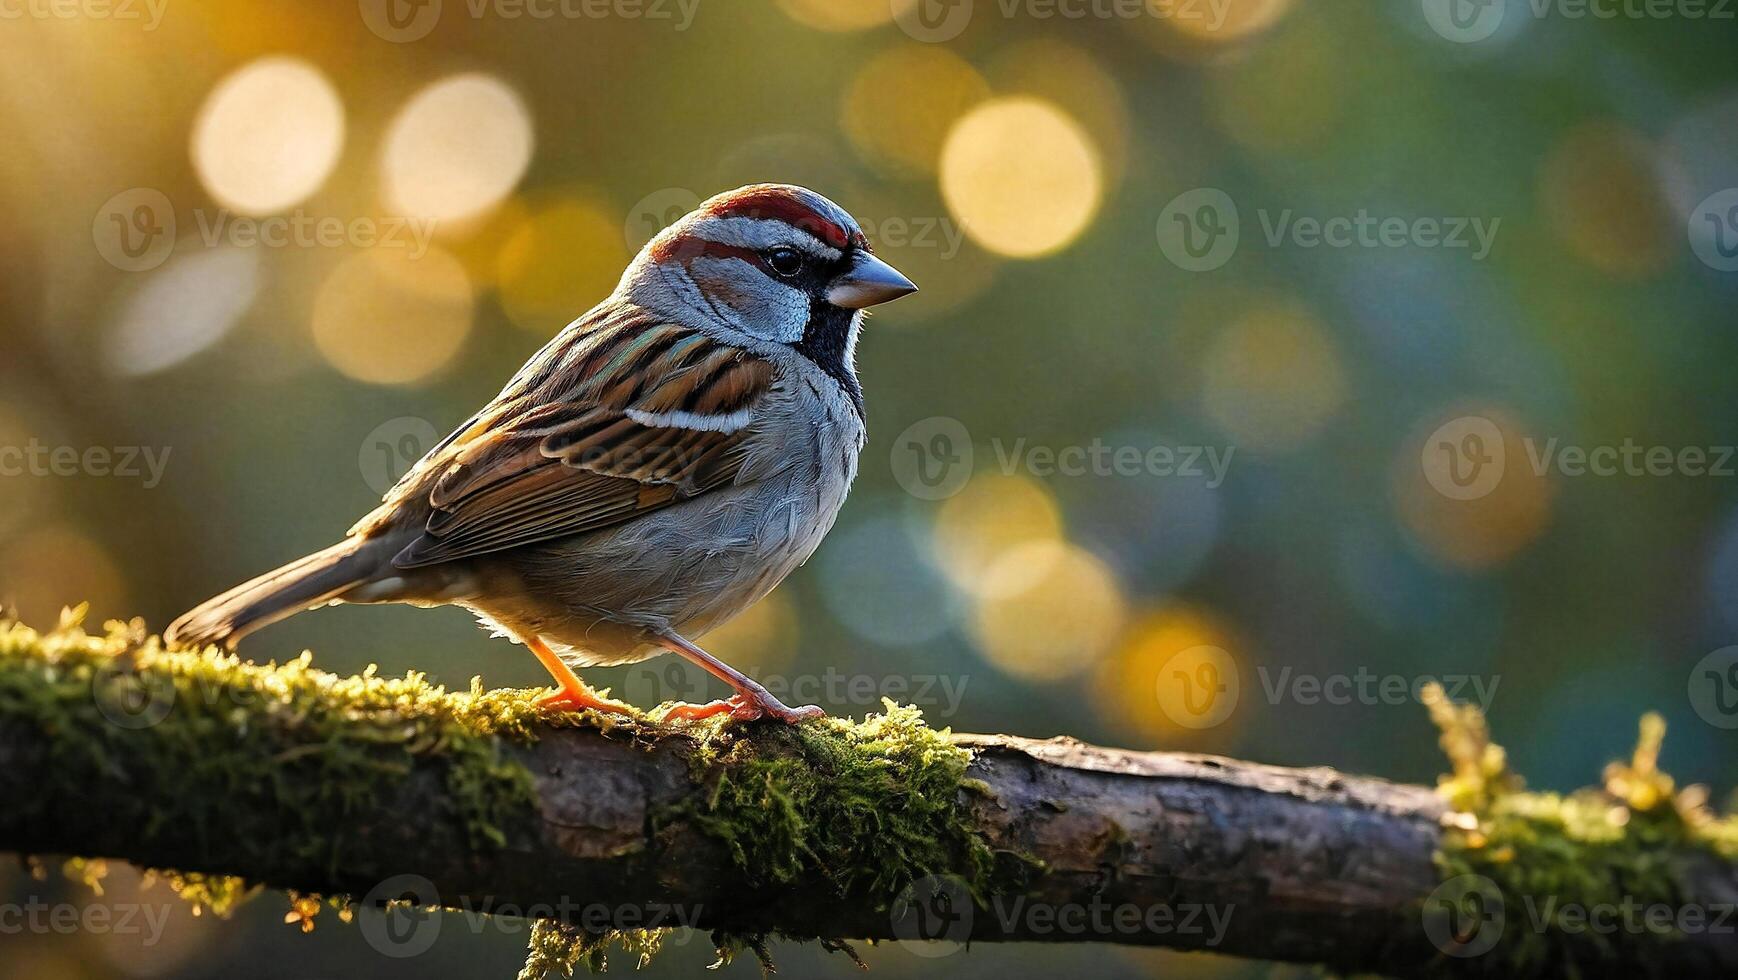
[827,252,918,309]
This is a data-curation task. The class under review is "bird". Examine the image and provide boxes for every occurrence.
[165,183,917,724]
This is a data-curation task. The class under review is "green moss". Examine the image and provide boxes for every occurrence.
[0,608,542,894]
[1422,683,1738,978]
[676,700,999,897]
[519,920,670,978]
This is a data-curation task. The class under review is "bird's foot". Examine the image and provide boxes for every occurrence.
[660,692,825,725]
[537,685,636,717]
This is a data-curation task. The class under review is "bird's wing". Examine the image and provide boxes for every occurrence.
[350,306,776,569]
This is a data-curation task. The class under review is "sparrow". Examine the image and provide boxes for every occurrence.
[166,184,917,724]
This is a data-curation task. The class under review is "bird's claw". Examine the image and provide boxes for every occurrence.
[661,693,825,725]
[537,686,635,717]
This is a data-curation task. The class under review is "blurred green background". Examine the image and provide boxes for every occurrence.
[3,0,1738,975]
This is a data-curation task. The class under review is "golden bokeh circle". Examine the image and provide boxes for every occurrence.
[986,40,1131,188]
[1395,407,1554,570]
[843,45,989,178]
[932,472,1064,598]
[310,246,474,386]
[382,74,534,225]
[971,540,1127,682]
[940,98,1104,259]
[191,57,344,215]
[1097,606,1244,746]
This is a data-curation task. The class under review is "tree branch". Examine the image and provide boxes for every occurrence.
[1,614,1734,978]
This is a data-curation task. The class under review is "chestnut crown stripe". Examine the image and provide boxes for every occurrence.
[702,187,868,252]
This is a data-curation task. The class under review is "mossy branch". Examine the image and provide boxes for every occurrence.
[1,612,1736,978]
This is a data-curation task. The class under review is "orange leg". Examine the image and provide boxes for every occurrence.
[524,635,635,717]
[653,629,824,725]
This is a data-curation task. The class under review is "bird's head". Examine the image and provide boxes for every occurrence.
[620,184,917,391]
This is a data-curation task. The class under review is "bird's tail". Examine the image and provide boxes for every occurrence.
[165,539,381,651]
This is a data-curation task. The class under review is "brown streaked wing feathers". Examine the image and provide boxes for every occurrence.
[373,315,773,569]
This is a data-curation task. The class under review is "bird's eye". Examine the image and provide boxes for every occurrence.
[765,247,804,278]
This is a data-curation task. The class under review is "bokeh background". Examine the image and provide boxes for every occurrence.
[3,0,1738,976]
